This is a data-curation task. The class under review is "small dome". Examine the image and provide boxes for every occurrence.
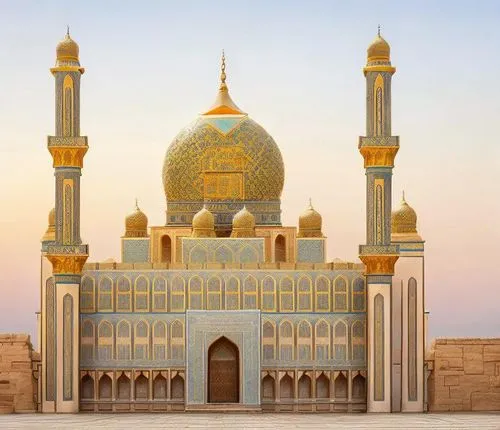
[298,200,323,238]
[56,31,79,62]
[231,206,256,238]
[42,207,56,242]
[367,33,390,63]
[125,202,148,238]
[392,194,417,234]
[192,206,216,238]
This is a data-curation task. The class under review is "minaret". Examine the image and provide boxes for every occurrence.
[42,28,89,413]
[358,27,399,413]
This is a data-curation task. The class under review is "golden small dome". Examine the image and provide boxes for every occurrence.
[392,193,417,234]
[56,29,79,62]
[42,207,56,242]
[367,29,390,63]
[231,206,256,238]
[192,206,216,238]
[125,201,148,238]
[298,200,323,238]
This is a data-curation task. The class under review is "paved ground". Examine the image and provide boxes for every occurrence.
[0,413,499,429]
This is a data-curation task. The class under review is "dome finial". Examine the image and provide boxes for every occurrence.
[220,49,227,87]
[402,190,406,203]
[378,24,381,37]
[308,197,313,209]
[135,197,139,210]
[66,25,70,37]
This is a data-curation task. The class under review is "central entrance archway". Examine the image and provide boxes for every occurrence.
[208,336,239,403]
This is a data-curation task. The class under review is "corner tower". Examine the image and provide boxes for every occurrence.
[358,28,399,413]
[42,29,89,413]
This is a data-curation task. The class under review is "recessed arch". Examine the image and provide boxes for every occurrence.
[161,234,172,263]
[208,336,239,403]
[274,234,286,263]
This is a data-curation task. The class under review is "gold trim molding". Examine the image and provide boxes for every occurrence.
[359,146,399,168]
[47,254,88,275]
[49,146,88,168]
[359,254,399,275]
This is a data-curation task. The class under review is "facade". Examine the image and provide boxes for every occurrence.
[38,30,427,413]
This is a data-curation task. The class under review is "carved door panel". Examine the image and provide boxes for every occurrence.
[208,337,239,403]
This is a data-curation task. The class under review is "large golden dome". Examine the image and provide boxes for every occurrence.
[391,193,417,234]
[162,54,284,230]
[298,200,323,238]
[125,202,148,237]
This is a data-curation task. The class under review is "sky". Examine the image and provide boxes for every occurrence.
[0,0,499,346]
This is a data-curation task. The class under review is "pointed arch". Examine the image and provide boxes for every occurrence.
[279,320,294,360]
[352,277,366,312]
[274,234,286,263]
[261,276,276,311]
[80,319,95,361]
[81,374,94,400]
[116,320,131,360]
[80,276,95,312]
[351,320,366,361]
[207,275,223,310]
[315,275,330,312]
[97,320,113,360]
[262,320,276,360]
[134,320,150,360]
[333,275,348,312]
[97,276,113,312]
[374,293,385,401]
[62,74,74,136]
[135,373,149,400]
[279,373,294,399]
[170,276,185,311]
[98,374,112,400]
[161,235,172,263]
[315,318,330,360]
[238,245,259,264]
[215,244,234,264]
[117,372,131,400]
[152,276,167,311]
[188,275,203,309]
[408,277,418,401]
[316,372,330,398]
[153,321,167,360]
[262,374,275,400]
[134,275,149,311]
[297,320,312,360]
[353,373,366,399]
[333,320,347,360]
[334,372,347,399]
[170,319,184,360]
[189,244,208,263]
[116,275,132,312]
[297,275,312,311]
[153,373,167,399]
[374,73,384,136]
[243,275,258,309]
[298,373,312,399]
[225,276,240,310]
[279,276,294,312]
[171,373,184,400]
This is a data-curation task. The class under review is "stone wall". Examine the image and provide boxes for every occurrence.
[0,334,37,413]
[427,338,500,411]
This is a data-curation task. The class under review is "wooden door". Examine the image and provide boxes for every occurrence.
[208,337,239,403]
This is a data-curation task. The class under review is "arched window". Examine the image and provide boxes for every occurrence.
[352,277,366,312]
[280,373,294,399]
[243,276,258,309]
[117,372,131,400]
[161,235,172,263]
[315,276,330,312]
[153,373,167,399]
[298,373,312,399]
[98,374,112,399]
[188,276,203,309]
[116,320,131,360]
[262,374,275,400]
[352,320,366,361]
[225,276,240,310]
[315,319,330,360]
[333,276,348,312]
[274,234,286,263]
[261,276,276,311]
[352,373,366,399]
[171,373,184,400]
[153,321,167,360]
[316,372,330,398]
[334,372,347,399]
[297,276,312,311]
[116,276,132,312]
[170,276,185,312]
[262,321,276,361]
[98,276,113,312]
[135,373,148,400]
[333,321,347,360]
[215,244,233,264]
[134,276,149,311]
[279,320,294,360]
[152,277,167,311]
[238,245,259,263]
[297,320,312,360]
[134,320,149,360]
[81,374,94,400]
[170,320,184,360]
[97,321,113,360]
[81,320,95,361]
[207,276,222,310]
[279,277,294,312]
[80,276,95,312]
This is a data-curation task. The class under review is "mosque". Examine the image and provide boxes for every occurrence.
[38,29,425,413]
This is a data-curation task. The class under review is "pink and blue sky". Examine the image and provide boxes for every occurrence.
[0,1,499,345]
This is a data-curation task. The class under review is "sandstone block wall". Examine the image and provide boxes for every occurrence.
[0,334,37,413]
[427,338,500,411]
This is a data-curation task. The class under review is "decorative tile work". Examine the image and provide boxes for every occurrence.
[63,294,73,400]
[182,238,264,264]
[122,238,150,263]
[297,239,325,263]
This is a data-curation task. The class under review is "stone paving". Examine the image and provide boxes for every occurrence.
[0,413,499,429]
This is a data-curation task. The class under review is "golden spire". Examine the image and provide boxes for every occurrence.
[135,197,139,210]
[203,50,244,116]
